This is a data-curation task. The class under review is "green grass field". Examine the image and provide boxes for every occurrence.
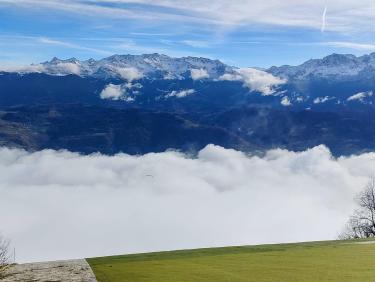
[87,239,375,282]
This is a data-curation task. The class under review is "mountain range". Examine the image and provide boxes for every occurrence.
[19,53,232,80]
[2,52,375,156]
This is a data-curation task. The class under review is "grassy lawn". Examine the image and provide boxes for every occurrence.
[87,239,375,282]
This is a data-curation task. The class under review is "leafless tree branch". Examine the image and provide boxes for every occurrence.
[0,234,10,278]
[339,178,375,239]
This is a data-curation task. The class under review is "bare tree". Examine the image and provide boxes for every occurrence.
[340,178,375,239]
[0,235,10,278]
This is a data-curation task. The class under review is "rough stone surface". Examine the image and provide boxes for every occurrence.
[1,259,97,281]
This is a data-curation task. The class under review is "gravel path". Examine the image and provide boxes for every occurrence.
[1,259,97,282]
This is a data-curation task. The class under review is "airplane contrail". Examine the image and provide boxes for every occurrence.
[321,5,327,33]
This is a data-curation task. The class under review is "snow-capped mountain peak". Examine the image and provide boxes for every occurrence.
[34,53,233,80]
[268,53,375,80]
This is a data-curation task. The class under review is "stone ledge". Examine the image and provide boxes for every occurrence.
[1,259,97,282]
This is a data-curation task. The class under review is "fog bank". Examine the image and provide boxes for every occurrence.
[0,145,373,262]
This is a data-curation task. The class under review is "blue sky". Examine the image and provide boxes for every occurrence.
[1,0,375,67]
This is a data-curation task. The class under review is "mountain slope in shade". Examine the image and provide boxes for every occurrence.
[0,104,252,154]
[2,104,375,156]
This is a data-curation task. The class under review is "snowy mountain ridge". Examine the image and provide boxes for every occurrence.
[5,52,375,82]
[268,53,375,79]
[35,53,234,81]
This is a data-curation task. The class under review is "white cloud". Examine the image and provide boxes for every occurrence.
[296,96,304,102]
[116,67,143,81]
[314,96,333,104]
[163,73,175,80]
[218,73,242,81]
[165,89,195,98]
[321,6,327,33]
[219,68,286,95]
[0,145,373,263]
[281,96,291,106]
[38,37,80,48]
[4,0,375,33]
[190,68,209,80]
[0,62,81,76]
[182,40,210,48]
[347,91,373,101]
[37,36,111,55]
[322,41,375,51]
[0,64,46,74]
[100,82,141,101]
[100,83,123,100]
[54,62,81,75]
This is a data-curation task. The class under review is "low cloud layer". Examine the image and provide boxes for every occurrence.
[238,68,286,95]
[281,96,291,106]
[100,83,125,100]
[0,145,374,263]
[100,82,141,101]
[0,64,46,74]
[347,91,373,102]
[53,62,81,75]
[190,68,209,80]
[1,62,81,76]
[314,96,333,104]
[220,68,286,95]
[116,67,143,81]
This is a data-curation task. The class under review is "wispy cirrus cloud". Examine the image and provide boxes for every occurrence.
[0,34,112,55]
[37,37,112,55]
[322,41,375,51]
[130,32,174,37]
[0,0,222,26]
[3,0,375,68]
[2,0,375,33]
[321,5,327,33]
[181,40,211,48]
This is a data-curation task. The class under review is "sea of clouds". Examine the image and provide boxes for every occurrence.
[1,144,374,263]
